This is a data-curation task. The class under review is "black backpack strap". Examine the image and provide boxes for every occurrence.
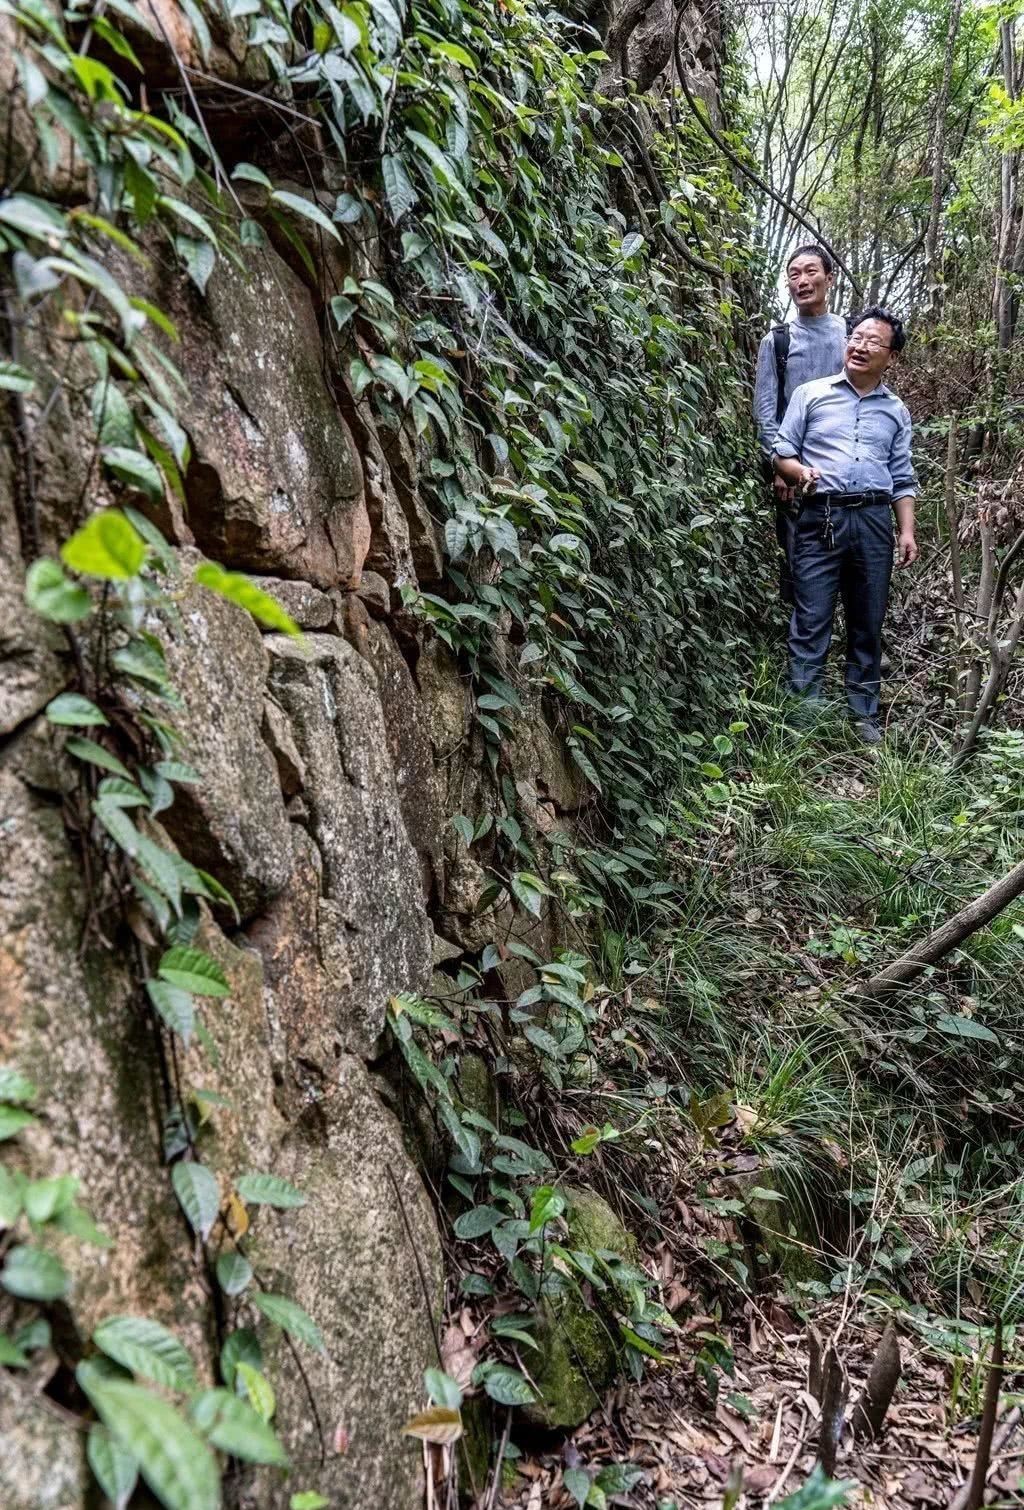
[772,323,790,425]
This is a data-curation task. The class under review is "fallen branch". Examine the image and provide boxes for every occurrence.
[858,858,1024,997]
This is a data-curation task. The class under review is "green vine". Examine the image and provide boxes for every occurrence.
[4,503,336,1507]
[1,0,768,1495]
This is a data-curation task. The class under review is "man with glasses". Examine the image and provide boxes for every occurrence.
[772,307,919,746]
[753,244,848,602]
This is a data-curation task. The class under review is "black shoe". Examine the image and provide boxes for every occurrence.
[853,718,883,747]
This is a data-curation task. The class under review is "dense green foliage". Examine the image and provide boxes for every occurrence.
[0,0,778,1500]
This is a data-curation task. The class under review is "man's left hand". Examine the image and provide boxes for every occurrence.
[896,530,918,568]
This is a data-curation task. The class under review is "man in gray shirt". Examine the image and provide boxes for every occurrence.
[773,307,918,744]
[753,245,848,601]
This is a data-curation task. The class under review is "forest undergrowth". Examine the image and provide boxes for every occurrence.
[469,657,1024,1508]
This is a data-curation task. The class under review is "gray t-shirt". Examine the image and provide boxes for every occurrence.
[752,312,848,455]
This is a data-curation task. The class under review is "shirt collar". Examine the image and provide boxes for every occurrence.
[829,370,892,399]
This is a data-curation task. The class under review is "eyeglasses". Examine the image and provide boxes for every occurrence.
[847,336,891,352]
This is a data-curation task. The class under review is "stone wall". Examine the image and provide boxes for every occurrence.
[0,212,585,1510]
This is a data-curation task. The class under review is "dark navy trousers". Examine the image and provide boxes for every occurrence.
[788,501,893,719]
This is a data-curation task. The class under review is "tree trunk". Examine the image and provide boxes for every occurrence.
[924,0,964,309]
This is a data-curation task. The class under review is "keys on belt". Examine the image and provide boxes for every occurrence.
[805,491,893,550]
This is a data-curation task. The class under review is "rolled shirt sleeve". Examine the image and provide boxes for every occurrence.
[889,401,918,498]
[753,334,781,456]
[773,384,808,460]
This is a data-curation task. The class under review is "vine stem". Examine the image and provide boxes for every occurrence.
[386,1161,444,1367]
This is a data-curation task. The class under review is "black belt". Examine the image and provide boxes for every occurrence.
[810,490,892,509]
[808,490,892,551]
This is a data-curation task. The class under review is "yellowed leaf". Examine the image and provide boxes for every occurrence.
[225,1191,249,1239]
[732,1102,759,1136]
[400,1406,463,1445]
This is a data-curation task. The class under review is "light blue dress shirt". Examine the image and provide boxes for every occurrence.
[773,372,918,498]
[752,312,848,455]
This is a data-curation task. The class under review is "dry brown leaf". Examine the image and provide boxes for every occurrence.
[441,1324,478,1389]
[400,1406,463,1445]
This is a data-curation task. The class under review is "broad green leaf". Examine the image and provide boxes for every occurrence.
[564,1467,591,1508]
[777,1465,858,1510]
[216,1250,253,1296]
[236,1361,275,1422]
[100,447,164,503]
[524,1024,563,1059]
[158,947,230,997]
[0,194,67,241]
[0,1331,29,1367]
[87,1426,138,1509]
[0,1067,36,1103]
[621,1326,665,1360]
[66,737,131,778]
[155,760,201,785]
[253,1292,325,1353]
[382,154,418,220]
[935,1014,998,1044]
[453,1205,503,1239]
[171,1162,220,1240]
[430,39,478,69]
[25,558,91,622]
[61,508,146,578]
[193,562,301,636]
[77,1367,219,1510]
[220,1328,262,1390]
[291,1496,330,1509]
[528,1185,565,1232]
[93,1315,197,1392]
[0,1105,37,1140]
[333,193,364,224]
[46,693,108,727]
[146,979,195,1044]
[480,1363,536,1406]
[91,381,136,449]
[425,1367,463,1408]
[0,1166,23,1225]
[270,189,342,243]
[235,1173,307,1209]
[510,872,546,917]
[0,361,35,393]
[14,1318,50,1352]
[190,1387,289,1465]
[1,1244,69,1301]
[231,162,273,189]
[135,834,183,913]
[25,1174,79,1224]
[175,235,216,294]
[56,1202,113,1249]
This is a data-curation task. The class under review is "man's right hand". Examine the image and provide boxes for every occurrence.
[772,473,797,504]
[793,465,820,493]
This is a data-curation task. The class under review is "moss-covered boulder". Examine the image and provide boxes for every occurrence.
[523,1188,636,1429]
